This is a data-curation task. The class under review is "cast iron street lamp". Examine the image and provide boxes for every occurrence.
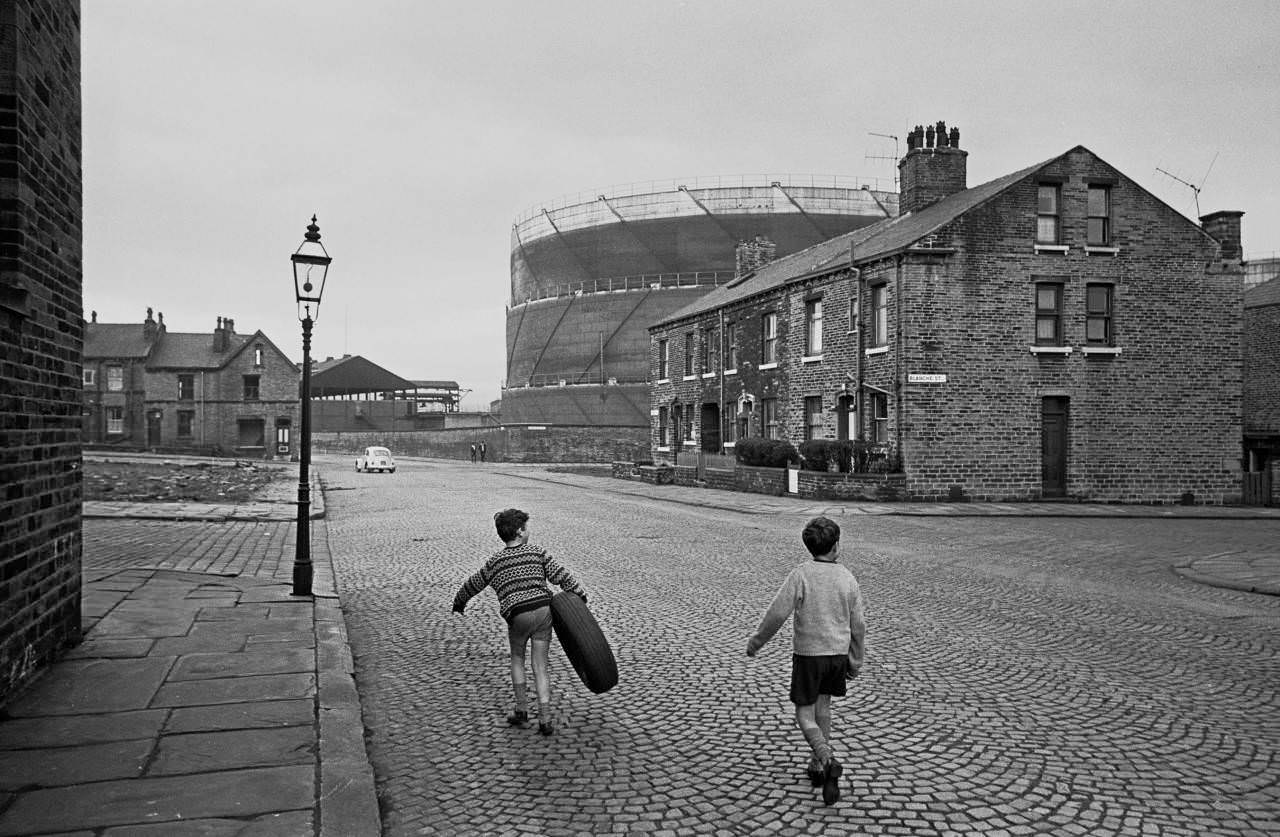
[291,215,331,596]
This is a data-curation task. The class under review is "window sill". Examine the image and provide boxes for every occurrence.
[656,378,670,384]
[701,372,715,379]
[656,446,670,452]
[802,355,823,364]
[759,362,779,371]
[1030,346,1073,355]
[724,369,738,376]
[1082,346,1122,355]
[865,347,888,357]
[1034,244,1069,255]
[682,375,698,381]
[1085,245,1120,255]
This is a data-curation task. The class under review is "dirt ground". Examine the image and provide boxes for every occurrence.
[83,460,286,503]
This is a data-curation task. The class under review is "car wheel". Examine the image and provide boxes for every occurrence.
[389,468,396,473]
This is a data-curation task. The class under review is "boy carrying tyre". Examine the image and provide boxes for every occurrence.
[746,516,866,805]
[452,508,587,736]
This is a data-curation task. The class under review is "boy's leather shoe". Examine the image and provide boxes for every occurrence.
[806,759,825,786]
[821,757,842,805]
[538,720,555,736]
[506,710,529,726]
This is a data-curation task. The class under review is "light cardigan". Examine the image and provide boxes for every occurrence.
[748,559,866,661]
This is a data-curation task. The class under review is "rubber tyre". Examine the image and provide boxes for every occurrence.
[550,591,617,694]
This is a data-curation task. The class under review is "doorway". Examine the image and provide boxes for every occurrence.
[1041,397,1069,498]
[146,409,162,448]
[700,403,720,453]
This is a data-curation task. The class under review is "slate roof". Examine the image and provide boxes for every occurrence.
[1246,275,1280,308]
[310,355,417,396]
[655,148,1090,328]
[148,332,252,369]
[83,324,153,359]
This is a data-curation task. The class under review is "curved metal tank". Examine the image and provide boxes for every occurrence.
[504,176,898,426]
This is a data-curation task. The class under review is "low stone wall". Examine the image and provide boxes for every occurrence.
[796,470,906,501]
[673,465,699,486]
[313,425,649,464]
[703,468,736,492]
[637,465,673,485]
[735,465,787,496]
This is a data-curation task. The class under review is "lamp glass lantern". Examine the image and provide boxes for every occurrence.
[292,216,332,321]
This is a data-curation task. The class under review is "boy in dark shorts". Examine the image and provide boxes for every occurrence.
[746,516,866,805]
[452,508,587,735]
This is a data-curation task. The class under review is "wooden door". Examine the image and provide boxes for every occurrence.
[700,403,720,453]
[1041,397,1069,498]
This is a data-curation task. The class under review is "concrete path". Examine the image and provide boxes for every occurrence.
[0,464,377,837]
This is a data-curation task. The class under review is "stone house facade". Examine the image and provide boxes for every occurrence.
[1243,276,1280,503]
[84,311,301,458]
[649,122,1245,504]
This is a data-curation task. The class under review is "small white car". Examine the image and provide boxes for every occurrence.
[355,446,396,473]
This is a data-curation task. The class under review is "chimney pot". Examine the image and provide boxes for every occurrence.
[898,120,969,214]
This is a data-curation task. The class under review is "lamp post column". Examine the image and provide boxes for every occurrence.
[293,314,314,596]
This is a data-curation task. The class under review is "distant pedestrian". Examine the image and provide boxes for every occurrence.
[452,508,588,736]
[469,443,476,463]
[479,441,487,462]
[746,516,865,805]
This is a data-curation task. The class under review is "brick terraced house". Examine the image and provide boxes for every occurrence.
[83,310,301,458]
[1243,276,1280,504]
[648,122,1246,503]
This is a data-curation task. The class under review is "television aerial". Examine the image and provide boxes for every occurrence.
[1156,151,1218,217]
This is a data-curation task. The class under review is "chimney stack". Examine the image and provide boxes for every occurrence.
[213,316,228,352]
[735,235,777,278]
[1200,210,1245,263]
[143,307,159,343]
[898,120,968,214]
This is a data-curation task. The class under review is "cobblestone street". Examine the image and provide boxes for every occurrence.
[316,456,1279,836]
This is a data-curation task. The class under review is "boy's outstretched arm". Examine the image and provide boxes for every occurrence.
[451,569,487,614]
[746,572,800,656]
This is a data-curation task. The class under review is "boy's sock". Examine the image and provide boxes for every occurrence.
[802,726,833,766]
[513,683,528,713]
[537,701,554,735]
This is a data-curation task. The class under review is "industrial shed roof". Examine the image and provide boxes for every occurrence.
[310,354,418,397]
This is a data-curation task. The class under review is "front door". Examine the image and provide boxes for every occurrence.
[146,409,162,448]
[836,394,855,440]
[1041,397,1069,498]
[700,403,720,453]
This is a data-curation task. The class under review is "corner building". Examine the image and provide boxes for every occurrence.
[649,123,1245,503]
[501,177,896,461]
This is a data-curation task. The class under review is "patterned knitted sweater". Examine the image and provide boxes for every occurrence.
[452,543,585,621]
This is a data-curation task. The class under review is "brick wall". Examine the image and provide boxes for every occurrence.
[313,425,649,464]
[1244,299,1280,435]
[0,0,83,707]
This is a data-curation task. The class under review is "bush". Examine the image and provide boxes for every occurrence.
[735,437,799,468]
[799,439,849,472]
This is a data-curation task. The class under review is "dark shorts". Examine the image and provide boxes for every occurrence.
[789,654,849,705]
[507,605,552,653]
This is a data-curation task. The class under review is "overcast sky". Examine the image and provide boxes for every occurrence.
[82,1,1280,409]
